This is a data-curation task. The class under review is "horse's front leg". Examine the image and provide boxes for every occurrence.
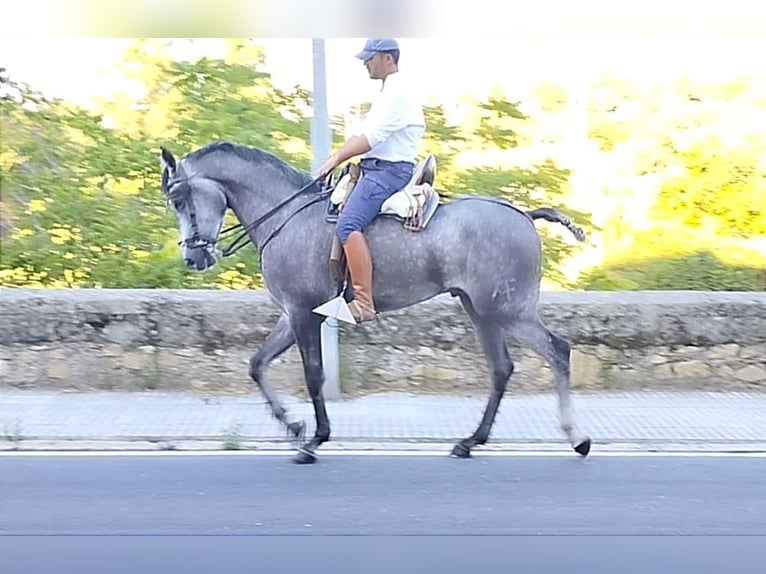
[248,312,305,441]
[287,308,330,464]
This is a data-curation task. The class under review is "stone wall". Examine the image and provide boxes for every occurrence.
[1,289,764,396]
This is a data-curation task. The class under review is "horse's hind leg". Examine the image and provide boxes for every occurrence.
[513,317,591,456]
[249,312,305,441]
[451,295,514,458]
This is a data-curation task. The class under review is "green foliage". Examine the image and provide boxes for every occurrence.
[449,161,590,287]
[473,96,527,149]
[3,39,763,292]
[578,250,766,292]
[419,104,466,183]
[1,40,312,290]
[582,73,766,291]
[587,74,644,153]
[441,90,590,286]
[576,224,766,291]
[653,135,765,238]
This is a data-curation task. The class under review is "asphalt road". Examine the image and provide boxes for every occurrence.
[2,452,765,536]
[3,452,765,573]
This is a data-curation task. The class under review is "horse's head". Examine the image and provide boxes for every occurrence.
[160,146,227,272]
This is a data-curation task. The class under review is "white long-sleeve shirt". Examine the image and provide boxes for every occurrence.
[355,71,426,164]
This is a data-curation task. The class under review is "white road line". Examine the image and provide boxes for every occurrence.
[2,450,766,458]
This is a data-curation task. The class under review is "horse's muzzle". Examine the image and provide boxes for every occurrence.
[184,247,216,271]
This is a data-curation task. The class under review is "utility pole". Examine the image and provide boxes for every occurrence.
[310,38,341,400]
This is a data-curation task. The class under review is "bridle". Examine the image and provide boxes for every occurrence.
[165,172,328,259]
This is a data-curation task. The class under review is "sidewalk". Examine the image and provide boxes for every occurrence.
[1,389,765,452]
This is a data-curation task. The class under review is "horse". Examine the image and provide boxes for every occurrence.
[158,140,592,464]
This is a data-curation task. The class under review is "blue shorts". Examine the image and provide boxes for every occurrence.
[337,158,414,244]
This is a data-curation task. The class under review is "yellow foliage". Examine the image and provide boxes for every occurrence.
[0,266,90,289]
[47,225,82,245]
[26,199,47,213]
[529,81,570,113]
[272,133,311,157]
[142,88,184,140]
[12,228,35,239]
[0,149,25,170]
[79,176,106,195]
[239,85,270,101]
[105,175,143,196]
[0,267,27,284]
[214,268,262,290]
[712,237,766,268]
[0,266,49,288]
[61,126,97,148]
[224,39,265,66]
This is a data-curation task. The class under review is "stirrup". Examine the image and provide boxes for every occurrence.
[312,295,356,324]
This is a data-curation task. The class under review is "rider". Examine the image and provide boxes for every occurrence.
[316,38,426,322]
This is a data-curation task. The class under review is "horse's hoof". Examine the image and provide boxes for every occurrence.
[293,448,317,465]
[574,438,591,457]
[450,443,472,459]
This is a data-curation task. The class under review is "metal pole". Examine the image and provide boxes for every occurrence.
[311,38,341,400]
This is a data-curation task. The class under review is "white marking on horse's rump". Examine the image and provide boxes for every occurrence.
[492,279,517,307]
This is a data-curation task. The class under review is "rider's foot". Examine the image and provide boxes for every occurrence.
[348,299,376,323]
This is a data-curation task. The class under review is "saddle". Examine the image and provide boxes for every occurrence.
[326,154,440,231]
[324,154,441,282]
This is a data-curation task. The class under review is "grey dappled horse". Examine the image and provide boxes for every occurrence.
[159,141,591,463]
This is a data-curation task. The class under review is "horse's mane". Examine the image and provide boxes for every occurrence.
[185,141,313,188]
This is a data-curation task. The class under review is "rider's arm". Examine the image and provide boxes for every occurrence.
[315,135,370,178]
[329,135,372,166]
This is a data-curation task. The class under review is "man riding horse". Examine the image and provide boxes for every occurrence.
[316,38,426,323]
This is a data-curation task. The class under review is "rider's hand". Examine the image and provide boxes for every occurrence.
[315,155,339,180]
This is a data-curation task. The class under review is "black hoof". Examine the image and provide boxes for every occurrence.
[293,448,317,465]
[574,438,591,457]
[450,443,472,459]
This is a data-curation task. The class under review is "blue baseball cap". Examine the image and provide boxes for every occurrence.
[355,38,400,61]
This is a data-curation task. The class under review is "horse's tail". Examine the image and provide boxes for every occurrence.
[525,207,586,242]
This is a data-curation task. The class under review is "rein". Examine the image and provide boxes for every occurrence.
[218,177,328,257]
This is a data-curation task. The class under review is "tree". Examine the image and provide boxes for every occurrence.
[1,39,314,289]
[576,72,766,291]
[446,94,590,287]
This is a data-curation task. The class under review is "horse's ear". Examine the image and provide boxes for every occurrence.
[160,146,177,173]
